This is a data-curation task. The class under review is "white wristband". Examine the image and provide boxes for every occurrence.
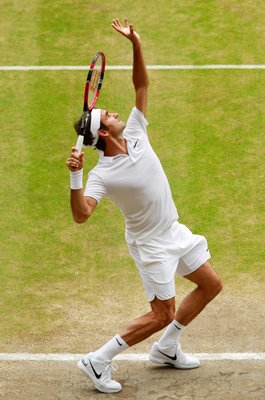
[70,169,83,190]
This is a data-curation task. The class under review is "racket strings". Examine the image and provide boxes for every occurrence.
[88,67,101,103]
[84,52,105,111]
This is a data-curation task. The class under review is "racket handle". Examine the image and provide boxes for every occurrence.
[75,135,84,154]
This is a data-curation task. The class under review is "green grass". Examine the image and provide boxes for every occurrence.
[2,0,265,65]
[0,0,265,347]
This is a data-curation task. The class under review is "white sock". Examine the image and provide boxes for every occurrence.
[91,335,129,362]
[157,320,186,348]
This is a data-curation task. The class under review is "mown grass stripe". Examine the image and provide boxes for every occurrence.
[1,65,265,71]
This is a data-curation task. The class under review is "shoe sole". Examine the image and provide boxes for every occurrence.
[77,360,121,394]
[148,355,200,370]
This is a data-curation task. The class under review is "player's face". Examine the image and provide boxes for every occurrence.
[100,110,125,137]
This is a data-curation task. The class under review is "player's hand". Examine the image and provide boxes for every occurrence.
[112,18,141,45]
[66,148,84,172]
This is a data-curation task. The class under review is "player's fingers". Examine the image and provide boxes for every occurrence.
[67,158,81,170]
[66,159,76,169]
[67,157,75,165]
[67,158,78,171]
[112,20,120,31]
[70,154,81,163]
[113,18,121,28]
[124,17,129,27]
[70,150,80,159]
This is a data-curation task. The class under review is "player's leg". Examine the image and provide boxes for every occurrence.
[149,261,222,369]
[119,296,176,346]
[149,262,222,369]
[77,241,178,395]
[149,223,223,368]
[77,296,176,393]
[147,292,201,369]
[175,260,223,326]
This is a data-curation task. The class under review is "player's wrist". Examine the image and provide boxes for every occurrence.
[132,38,141,47]
[70,169,83,190]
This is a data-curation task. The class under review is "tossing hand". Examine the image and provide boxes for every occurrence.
[112,17,141,45]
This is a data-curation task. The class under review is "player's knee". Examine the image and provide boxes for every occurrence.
[154,306,175,329]
[206,276,223,300]
[216,278,224,295]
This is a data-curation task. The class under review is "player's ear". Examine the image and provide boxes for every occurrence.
[98,129,110,138]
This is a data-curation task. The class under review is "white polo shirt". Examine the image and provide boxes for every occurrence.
[84,107,178,244]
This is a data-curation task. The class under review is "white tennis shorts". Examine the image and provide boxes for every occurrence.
[127,221,211,302]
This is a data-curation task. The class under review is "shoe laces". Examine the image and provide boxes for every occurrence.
[103,361,118,380]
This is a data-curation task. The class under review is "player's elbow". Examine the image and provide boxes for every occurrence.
[135,81,149,92]
[74,217,86,224]
[73,212,90,224]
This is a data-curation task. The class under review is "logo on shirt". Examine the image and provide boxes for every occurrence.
[133,140,138,148]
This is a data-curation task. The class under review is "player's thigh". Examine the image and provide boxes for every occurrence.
[128,240,177,302]
[184,261,223,293]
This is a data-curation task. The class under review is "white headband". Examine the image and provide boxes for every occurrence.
[90,109,101,147]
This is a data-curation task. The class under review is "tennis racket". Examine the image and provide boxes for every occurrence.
[75,51,106,153]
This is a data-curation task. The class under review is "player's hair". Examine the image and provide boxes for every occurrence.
[73,115,107,151]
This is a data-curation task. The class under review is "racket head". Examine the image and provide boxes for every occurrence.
[83,51,105,112]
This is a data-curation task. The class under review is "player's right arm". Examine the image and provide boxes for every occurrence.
[66,148,97,224]
[70,191,97,224]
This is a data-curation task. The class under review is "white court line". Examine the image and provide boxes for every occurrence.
[1,65,265,71]
[0,353,265,361]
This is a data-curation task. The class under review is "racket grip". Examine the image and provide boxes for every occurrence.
[75,135,84,154]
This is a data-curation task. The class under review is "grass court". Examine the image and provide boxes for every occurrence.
[0,1,264,398]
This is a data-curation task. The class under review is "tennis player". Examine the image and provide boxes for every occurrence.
[66,18,223,394]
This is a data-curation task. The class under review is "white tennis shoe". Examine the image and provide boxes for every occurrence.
[149,342,200,369]
[77,353,122,393]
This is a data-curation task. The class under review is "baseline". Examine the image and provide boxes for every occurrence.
[0,353,265,361]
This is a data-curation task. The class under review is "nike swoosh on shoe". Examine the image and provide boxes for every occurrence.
[88,359,102,379]
[157,349,177,361]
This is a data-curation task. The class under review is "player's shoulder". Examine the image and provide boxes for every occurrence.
[88,162,106,179]
[89,156,115,180]
[130,106,148,123]
[124,107,148,140]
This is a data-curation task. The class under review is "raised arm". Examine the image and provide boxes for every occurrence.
[112,18,149,115]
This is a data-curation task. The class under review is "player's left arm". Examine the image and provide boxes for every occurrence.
[112,18,149,116]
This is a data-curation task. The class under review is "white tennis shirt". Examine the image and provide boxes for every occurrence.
[84,107,178,244]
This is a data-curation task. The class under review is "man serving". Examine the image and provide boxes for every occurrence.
[66,18,223,394]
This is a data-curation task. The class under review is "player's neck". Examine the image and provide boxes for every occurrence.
[104,137,128,157]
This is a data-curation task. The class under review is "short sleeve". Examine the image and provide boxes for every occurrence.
[123,107,148,140]
[84,171,106,203]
